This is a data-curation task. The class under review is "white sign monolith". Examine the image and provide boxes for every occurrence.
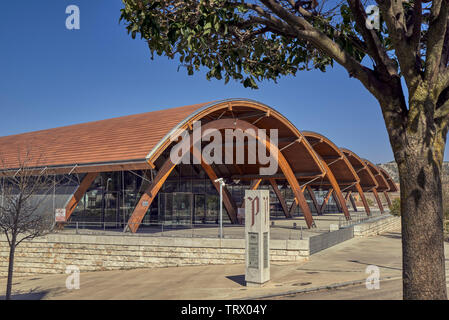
[245,189,270,287]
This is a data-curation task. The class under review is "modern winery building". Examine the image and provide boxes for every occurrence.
[0,99,398,233]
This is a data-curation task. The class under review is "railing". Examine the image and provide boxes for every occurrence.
[58,220,311,240]
[57,211,385,240]
[61,221,242,238]
[338,210,384,229]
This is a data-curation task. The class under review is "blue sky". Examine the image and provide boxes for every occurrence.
[0,0,430,164]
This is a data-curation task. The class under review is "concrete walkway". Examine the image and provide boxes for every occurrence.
[5,226,446,300]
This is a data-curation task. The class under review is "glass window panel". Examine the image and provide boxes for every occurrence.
[192,179,205,193]
[206,180,216,195]
[194,194,205,224]
[206,195,219,223]
[173,193,192,224]
[179,178,192,193]
[163,180,178,193]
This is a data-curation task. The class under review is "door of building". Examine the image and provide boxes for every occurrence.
[103,191,119,228]
[172,192,193,224]
[194,194,206,224]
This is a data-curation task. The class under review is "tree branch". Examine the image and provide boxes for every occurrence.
[434,99,449,119]
[440,23,449,71]
[236,14,298,38]
[425,0,449,84]
[347,0,398,78]
[260,0,391,101]
[407,0,422,53]
[376,0,422,89]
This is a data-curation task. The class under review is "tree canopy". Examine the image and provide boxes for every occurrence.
[119,1,444,95]
[120,0,449,164]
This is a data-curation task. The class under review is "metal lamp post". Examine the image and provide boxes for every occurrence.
[214,178,225,239]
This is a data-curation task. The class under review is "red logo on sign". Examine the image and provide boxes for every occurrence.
[248,196,259,227]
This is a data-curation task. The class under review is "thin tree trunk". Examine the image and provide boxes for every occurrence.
[5,237,16,300]
[399,151,447,299]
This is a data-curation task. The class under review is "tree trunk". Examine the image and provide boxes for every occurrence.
[5,238,16,300]
[399,150,447,299]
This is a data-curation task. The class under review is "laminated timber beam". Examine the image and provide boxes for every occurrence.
[200,118,315,227]
[345,191,357,212]
[345,191,352,201]
[125,158,177,233]
[333,190,343,213]
[320,160,351,220]
[127,117,318,231]
[383,191,392,208]
[63,172,99,222]
[126,156,239,233]
[349,194,358,212]
[240,179,262,209]
[287,184,311,217]
[250,179,262,190]
[306,185,322,215]
[320,188,333,213]
[201,162,238,223]
[372,188,385,213]
[230,172,322,180]
[211,119,317,227]
[355,183,371,215]
[302,132,355,221]
[269,178,289,218]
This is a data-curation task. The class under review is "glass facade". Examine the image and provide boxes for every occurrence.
[70,171,151,227]
[0,166,331,231]
[0,174,83,219]
[66,165,332,230]
[69,166,235,228]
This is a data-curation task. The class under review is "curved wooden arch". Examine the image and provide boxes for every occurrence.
[341,149,378,190]
[339,148,381,215]
[363,159,389,213]
[146,99,326,176]
[378,167,398,208]
[364,159,390,192]
[142,100,328,222]
[379,167,399,192]
[302,132,360,184]
[302,131,360,220]
[199,119,316,227]
[127,118,318,232]
[306,184,322,215]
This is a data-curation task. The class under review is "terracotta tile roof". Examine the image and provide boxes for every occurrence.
[0,102,210,170]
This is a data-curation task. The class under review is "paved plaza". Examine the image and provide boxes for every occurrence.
[3,223,446,300]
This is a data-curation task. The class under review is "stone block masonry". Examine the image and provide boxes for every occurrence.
[353,215,400,237]
[0,215,400,278]
[0,234,308,278]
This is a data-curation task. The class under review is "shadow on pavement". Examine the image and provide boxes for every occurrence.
[380,232,402,240]
[347,259,402,271]
[226,275,246,286]
[0,289,49,300]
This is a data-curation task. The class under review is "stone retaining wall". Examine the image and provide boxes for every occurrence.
[353,215,401,237]
[0,234,308,278]
[0,215,400,278]
[309,227,354,255]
